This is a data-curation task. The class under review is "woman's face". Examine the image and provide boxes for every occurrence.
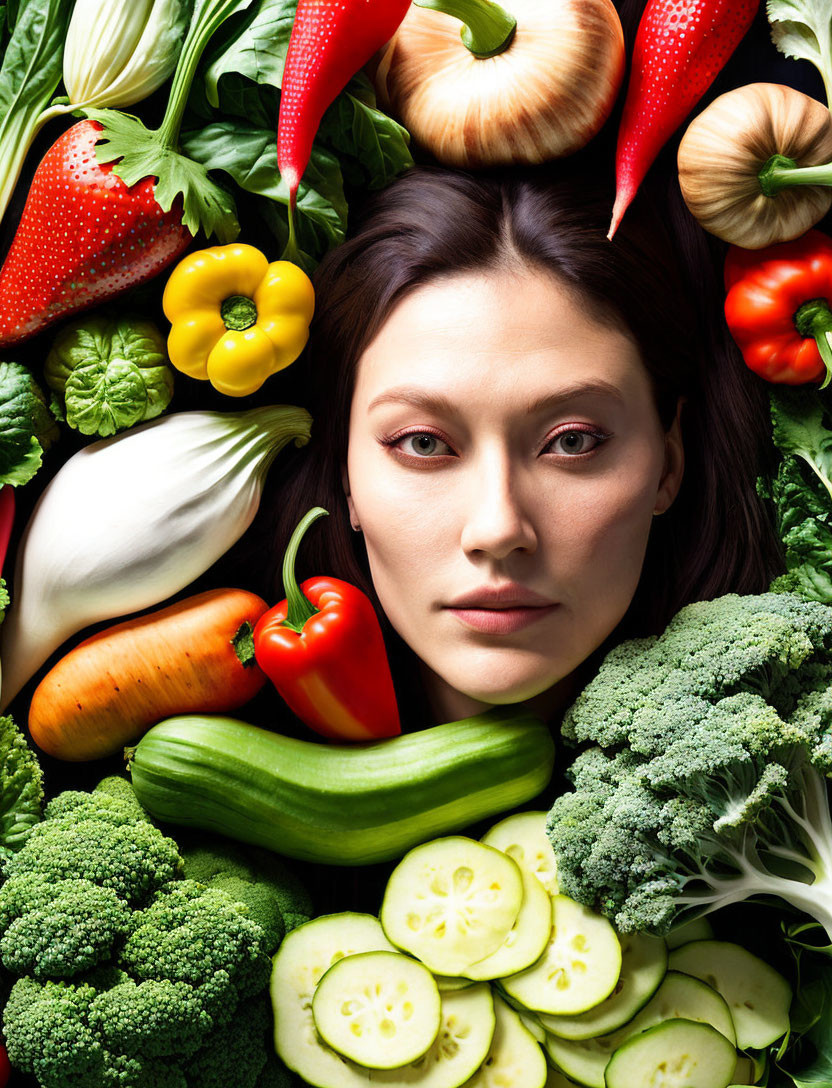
[343,267,684,721]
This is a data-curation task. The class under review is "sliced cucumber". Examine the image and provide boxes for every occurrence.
[434,975,476,992]
[543,972,736,1088]
[464,994,547,1088]
[271,912,395,1087]
[540,932,667,1040]
[546,1070,578,1088]
[377,984,497,1088]
[482,811,559,896]
[604,1019,737,1088]
[668,941,791,1050]
[380,837,524,975]
[520,1010,547,1044]
[664,916,715,950]
[501,895,621,1016]
[730,1054,760,1086]
[312,950,441,1070]
[464,868,553,981]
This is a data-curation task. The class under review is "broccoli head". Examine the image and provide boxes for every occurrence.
[181,837,313,950]
[547,592,832,938]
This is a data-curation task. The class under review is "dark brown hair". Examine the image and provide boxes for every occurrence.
[258,159,783,727]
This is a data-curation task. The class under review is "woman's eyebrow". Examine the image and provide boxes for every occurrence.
[367,380,624,415]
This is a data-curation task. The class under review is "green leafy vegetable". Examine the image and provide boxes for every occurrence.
[760,387,832,603]
[0,362,58,488]
[0,0,74,224]
[204,0,293,99]
[768,0,832,108]
[44,315,175,438]
[0,714,43,862]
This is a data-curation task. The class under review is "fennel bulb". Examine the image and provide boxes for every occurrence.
[0,404,311,707]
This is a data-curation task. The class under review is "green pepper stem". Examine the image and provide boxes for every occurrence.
[758,154,832,198]
[282,506,329,634]
[414,0,516,58]
[795,299,832,390]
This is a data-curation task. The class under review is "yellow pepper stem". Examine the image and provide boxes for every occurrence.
[221,294,258,331]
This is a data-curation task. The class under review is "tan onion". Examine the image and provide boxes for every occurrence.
[374,0,624,168]
[677,83,832,250]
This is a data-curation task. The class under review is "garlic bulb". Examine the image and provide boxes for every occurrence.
[374,0,624,168]
[63,0,190,109]
[677,83,832,250]
[0,405,311,707]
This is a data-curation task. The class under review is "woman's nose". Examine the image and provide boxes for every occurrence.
[459,455,538,560]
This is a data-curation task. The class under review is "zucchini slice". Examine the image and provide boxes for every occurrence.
[543,971,736,1088]
[482,811,560,896]
[465,994,547,1088]
[270,912,394,1087]
[664,917,714,950]
[463,868,553,981]
[540,932,667,1040]
[604,1019,737,1088]
[668,941,791,1050]
[312,950,441,1069]
[501,895,621,1016]
[380,837,524,975]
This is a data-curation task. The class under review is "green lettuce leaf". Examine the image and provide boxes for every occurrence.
[0,715,43,863]
[0,362,58,488]
[204,0,294,102]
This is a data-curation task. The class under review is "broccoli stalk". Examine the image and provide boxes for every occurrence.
[547,593,832,939]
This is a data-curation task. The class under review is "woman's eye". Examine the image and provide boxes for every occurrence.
[546,429,606,456]
[397,432,453,457]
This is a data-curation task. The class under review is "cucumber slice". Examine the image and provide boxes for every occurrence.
[464,868,553,981]
[501,895,621,1016]
[434,975,476,992]
[730,1054,760,1085]
[543,972,736,1088]
[546,1070,578,1088]
[465,994,548,1088]
[382,984,497,1088]
[664,917,715,950]
[380,837,524,975]
[540,932,667,1040]
[604,1019,737,1088]
[668,941,791,1050]
[520,1010,547,1044]
[271,912,395,1087]
[482,811,560,896]
[312,951,441,1070]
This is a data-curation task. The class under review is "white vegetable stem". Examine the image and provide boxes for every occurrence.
[63,0,190,109]
[0,405,311,708]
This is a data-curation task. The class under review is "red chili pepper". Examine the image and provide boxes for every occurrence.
[253,507,401,742]
[724,229,832,386]
[0,1042,10,1087]
[608,0,757,239]
[277,0,411,254]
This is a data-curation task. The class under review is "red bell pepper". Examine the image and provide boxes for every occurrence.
[277,0,411,259]
[724,229,832,387]
[609,0,757,239]
[253,506,401,741]
[0,1042,10,1087]
[0,486,14,576]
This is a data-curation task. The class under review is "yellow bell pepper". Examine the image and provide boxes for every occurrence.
[162,243,315,397]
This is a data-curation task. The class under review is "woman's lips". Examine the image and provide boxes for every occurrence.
[447,604,559,634]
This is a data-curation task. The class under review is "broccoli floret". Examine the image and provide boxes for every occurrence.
[0,875,132,978]
[89,976,212,1059]
[5,799,182,907]
[120,880,270,1009]
[547,592,832,938]
[184,994,272,1088]
[0,714,43,862]
[181,838,312,949]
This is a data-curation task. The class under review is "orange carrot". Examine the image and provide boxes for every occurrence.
[29,588,268,761]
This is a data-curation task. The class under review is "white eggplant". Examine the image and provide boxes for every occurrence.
[0,404,311,707]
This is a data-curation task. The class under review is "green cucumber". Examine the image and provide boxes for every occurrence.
[604,1019,737,1088]
[539,932,667,1040]
[501,896,621,1016]
[668,941,791,1050]
[380,837,524,975]
[463,867,553,981]
[127,709,555,865]
[465,994,548,1088]
[482,811,559,896]
[312,951,441,1069]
